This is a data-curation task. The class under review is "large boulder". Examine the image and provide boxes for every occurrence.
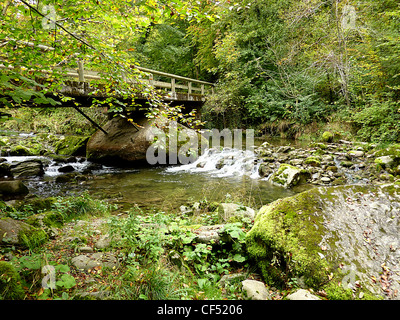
[9,159,44,178]
[0,217,48,248]
[0,180,29,199]
[246,183,400,299]
[86,116,208,165]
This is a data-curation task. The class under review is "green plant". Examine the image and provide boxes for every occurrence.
[116,263,186,300]
[52,192,114,221]
[18,227,48,251]
[0,261,25,300]
[11,254,76,300]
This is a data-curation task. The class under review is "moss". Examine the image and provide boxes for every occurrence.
[271,164,297,186]
[324,282,354,300]
[246,188,330,288]
[324,279,382,300]
[9,145,34,156]
[16,197,56,212]
[0,261,25,300]
[304,156,321,167]
[26,211,64,229]
[55,135,89,156]
[375,144,400,158]
[18,226,48,250]
[310,142,327,150]
[322,131,334,143]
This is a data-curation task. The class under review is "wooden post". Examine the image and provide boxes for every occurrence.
[149,73,154,86]
[188,82,192,94]
[171,78,176,99]
[77,60,85,82]
[188,81,192,100]
[201,84,205,96]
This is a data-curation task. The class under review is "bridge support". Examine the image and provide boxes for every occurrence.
[72,105,108,135]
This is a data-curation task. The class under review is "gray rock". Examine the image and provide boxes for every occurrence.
[0,180,29,198]
[241,279,270,300]
[0,218,41,246]
[270,164,303,189]
[95,234,111,249]
[193,225,224,243]
[289,159,303,166]
[286,289,320,300]
[10,160,44,178]
[348,150,365,158]
[375,156,395,169]
[87,116,208,165]
[71,252,119,271]
[78,246,94,253]
[320,177,331,184]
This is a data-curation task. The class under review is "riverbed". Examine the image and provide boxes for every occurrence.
[2,144,310,211]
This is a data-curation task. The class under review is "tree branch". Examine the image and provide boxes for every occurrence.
[1,0,11,16]
[19,0,97,52]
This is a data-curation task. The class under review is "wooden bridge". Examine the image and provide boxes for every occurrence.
[0,59,215,105]
[1,56,215,134]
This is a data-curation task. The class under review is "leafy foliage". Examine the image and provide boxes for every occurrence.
[0,0,213,127]
[108,205,252,299]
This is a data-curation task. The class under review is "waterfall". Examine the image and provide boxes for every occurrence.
[166,147,261,179]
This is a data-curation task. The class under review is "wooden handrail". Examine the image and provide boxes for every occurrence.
[0,60,214,99]
[134,65,214,86]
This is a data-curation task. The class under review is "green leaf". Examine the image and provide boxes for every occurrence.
[56,274,76,289]
[233,254,246,263]
[56,264,70,273]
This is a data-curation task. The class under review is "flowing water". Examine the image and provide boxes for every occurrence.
[2,145,309,211]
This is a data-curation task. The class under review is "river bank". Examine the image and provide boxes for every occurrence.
[1,129,400,300]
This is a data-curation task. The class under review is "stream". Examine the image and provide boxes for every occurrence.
[2,139,311,211]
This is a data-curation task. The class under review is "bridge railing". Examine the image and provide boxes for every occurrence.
[0,59,215,101]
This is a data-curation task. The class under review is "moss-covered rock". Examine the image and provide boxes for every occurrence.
[9,145,34,156]
[0,217,48,249]
[17,225,48,250]
[17,197,57,212]
[321,131,334,143]
[246,187,329,288]
[55,135,89,156]
[0,261,25,300]
[26,211,63,238]
[246,184,400,299]
[304,156,321,167]
[0,181,29,199]
[270,164,309,188]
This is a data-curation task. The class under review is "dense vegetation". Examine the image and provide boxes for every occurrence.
[136,0,400,142]
[2,0,400,142]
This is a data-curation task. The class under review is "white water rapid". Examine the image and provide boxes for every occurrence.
[166,147,261,179]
